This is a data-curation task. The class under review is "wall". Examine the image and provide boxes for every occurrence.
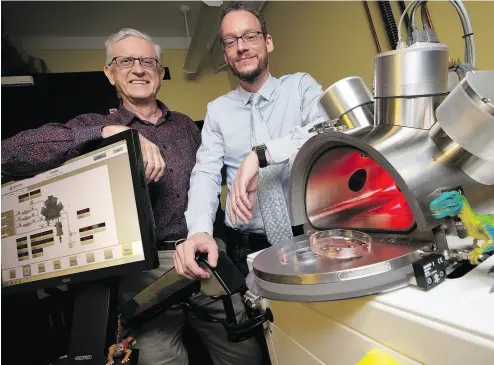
[28,48,232,121]
[425,0,493,69]
[262,1,494,90]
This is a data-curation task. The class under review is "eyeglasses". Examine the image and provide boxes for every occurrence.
[109,56,161,69]
[221,31,264,49]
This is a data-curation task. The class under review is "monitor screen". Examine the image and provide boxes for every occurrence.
[1,131,158,294]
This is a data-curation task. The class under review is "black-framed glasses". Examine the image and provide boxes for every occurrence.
[109,56,161,69]
[220,31,263,49]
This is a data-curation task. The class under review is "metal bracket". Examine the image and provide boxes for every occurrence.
[244,290,262,310]
[411,28,440,44]
[432,225,450,252]
[308,119,347,134]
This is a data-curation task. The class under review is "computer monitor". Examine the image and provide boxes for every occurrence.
[1,130,158,296]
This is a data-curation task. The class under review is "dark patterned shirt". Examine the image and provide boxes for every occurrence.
[1,101,201,241]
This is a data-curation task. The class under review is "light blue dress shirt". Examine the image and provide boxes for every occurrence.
[186,72,328,236]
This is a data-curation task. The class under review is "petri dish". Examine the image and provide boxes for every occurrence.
[310,229,372,259]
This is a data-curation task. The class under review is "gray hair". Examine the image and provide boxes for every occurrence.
[105,28,162,65]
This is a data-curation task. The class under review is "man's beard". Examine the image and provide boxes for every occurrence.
[229,54,269,83]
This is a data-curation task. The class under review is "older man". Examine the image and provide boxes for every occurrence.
[176,3,327,278]
[1,28,261,365]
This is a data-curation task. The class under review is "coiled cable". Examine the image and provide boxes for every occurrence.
[378,1,399,50]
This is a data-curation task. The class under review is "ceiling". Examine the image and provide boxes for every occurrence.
[2,1,203,38]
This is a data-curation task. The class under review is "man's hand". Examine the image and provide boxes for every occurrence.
[101,124,131,139]
[138,134,166,183]
[102,125,165,183]
[229,151,260,224]
[173,232,219,280]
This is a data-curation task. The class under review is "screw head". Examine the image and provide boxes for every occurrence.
[180,5,190,14]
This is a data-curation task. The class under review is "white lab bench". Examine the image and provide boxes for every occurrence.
[247,244,494,365]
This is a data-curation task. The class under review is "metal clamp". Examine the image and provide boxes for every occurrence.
[308,119,346,134]
[244,290,262,310]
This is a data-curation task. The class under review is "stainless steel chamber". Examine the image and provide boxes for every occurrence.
[247,40,494,302]
[431,70,494,184]
[319,76,374,129]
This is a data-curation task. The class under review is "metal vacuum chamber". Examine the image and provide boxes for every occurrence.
[247,41,494,302]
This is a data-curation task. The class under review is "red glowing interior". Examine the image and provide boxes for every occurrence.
[305,148,415,231]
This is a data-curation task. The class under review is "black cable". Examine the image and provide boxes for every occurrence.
[378,1,399,50]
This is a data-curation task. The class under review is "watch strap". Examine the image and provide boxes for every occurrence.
[252,144,268,168]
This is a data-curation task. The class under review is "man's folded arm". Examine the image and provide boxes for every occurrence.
[1,115,104,178]
[265,73,328,165]
[185,111,225,237]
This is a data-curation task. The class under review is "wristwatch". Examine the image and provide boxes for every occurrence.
[252,144,268,168]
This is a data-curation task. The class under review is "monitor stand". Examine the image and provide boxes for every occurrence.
[67,281,121,365]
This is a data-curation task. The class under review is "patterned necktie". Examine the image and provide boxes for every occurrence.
[249,93,293,245]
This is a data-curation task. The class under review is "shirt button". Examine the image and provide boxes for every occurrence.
[170,169,173,173]
[176,194,180,198]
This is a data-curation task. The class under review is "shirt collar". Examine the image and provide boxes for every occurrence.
[237,74,279,106]
[117,100,170,125]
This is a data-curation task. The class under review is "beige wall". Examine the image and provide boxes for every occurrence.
[28,49,231,121]
[262,1,494,90]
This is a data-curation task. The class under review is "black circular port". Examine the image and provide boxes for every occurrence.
[348,169,367,192]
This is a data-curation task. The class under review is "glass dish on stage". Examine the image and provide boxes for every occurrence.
[310,229,372,259]
[278,229,372,265]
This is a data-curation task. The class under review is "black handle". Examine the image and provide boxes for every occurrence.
[195,252,210,266]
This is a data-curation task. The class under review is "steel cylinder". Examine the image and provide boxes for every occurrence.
[319,76,373,128]
[374,43,449,98]
[435,70,494,162]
